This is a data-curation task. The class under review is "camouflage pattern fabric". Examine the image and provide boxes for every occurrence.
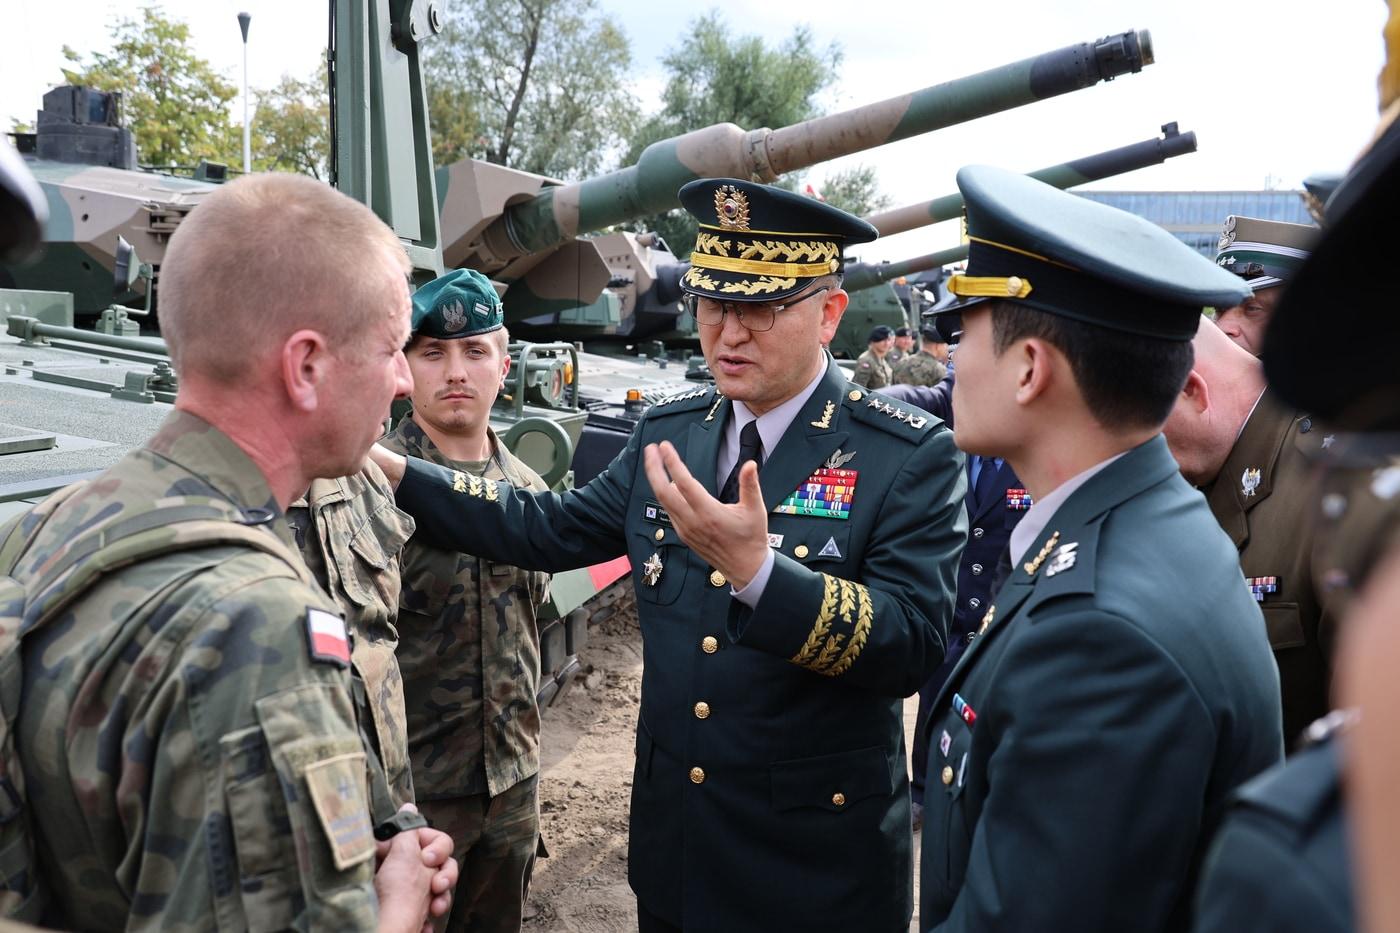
[382,418,550,801]
[10,411,386,931]
[417,775,540,933]
[851,348,893,389]
[288,464,417,808]
[891,351,948,387]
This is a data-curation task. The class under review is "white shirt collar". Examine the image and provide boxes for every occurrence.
[719,358,828,481]
[1008,451,1128,566]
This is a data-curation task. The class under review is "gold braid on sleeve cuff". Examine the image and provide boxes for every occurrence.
[790,574,873,676]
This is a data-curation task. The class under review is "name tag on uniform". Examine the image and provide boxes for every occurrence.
[643,500,673,526]
[774,467,858,519]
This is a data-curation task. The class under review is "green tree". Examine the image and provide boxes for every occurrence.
[816,164,891,218]
[626,13,841,257]
[247,68,331,179]
[61,5,238,169]
[424,0,638,179]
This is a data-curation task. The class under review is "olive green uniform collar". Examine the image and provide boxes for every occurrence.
[1204,388,1299,548]
[145,409,293,550]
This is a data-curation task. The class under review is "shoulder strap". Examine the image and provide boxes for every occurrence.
[24,507,310,635]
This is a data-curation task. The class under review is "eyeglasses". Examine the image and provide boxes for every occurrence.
[684,286,831,333]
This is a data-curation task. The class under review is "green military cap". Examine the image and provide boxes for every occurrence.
[409,268,504,339]
[677,177,877,304]
[1264,116,1400,430]
[1215,216,1318,292]
[947,165,1252,341]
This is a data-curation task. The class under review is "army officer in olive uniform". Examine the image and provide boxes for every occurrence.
[919,166,1283,933]
[1164,318,1331,747]
[371,179,967,933]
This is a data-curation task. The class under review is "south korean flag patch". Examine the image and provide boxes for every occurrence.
[306,607,352,666]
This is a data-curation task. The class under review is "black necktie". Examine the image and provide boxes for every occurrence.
[720,420,764,504]
[972,456,1000,511]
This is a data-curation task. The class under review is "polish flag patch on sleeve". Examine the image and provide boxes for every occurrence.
[305,607,351,666]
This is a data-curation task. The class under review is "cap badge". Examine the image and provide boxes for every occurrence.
[1218,215,1238,251]
[1241,467,1262,498]
[441,299,467,332]
[714,184,751,230]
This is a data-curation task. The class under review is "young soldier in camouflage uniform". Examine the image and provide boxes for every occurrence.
[891,323,949,386]
[381,269,551,933]
[4,175,457,931]
[852,324,895,389]
[887,325,915,366]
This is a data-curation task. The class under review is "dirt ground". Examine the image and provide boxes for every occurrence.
[524,589,924,932]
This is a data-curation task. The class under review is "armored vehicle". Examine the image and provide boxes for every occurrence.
[1,86,219,318]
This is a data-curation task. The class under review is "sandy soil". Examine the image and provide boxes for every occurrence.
[525,589,924,931]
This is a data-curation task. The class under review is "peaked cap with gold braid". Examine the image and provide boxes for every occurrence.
[947,165,1251,341]
[677,178,878,304]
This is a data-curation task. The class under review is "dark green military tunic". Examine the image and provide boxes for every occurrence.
[394,359,968,932]
[1201,389,1333,745]
[1192,718,1354,933]
[919,436,1283,933]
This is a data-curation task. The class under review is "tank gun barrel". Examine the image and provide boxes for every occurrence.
[866,123,1196,237]
[481,29,1154,264]
[843,247,969,293]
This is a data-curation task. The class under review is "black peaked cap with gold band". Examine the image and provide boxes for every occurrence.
[948,165,1252,341]
[678,177,878,304]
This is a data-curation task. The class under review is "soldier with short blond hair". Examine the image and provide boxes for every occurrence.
[3,174,456,932]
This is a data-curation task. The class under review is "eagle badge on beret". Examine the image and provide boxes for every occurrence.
[441,300,467,332]
[714,184,751,230]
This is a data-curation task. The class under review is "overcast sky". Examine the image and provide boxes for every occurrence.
[2,0,1387,262]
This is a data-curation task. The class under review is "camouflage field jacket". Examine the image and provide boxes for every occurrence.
[383,418,550,800]
[890,351,947,387]
[11,411,386,931]
[288,462,416,808]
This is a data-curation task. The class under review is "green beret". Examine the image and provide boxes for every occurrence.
[410,268,503,339]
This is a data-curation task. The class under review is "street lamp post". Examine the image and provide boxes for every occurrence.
[238,12,251,175]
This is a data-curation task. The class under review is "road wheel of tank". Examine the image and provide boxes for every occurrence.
[503,416,574,489]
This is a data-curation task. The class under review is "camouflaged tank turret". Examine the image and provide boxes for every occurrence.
[0,86,219,317]
[441,28,1156,321]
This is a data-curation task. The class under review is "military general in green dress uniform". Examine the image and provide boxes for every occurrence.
[370,179,967,933]
[917,166,1283,933]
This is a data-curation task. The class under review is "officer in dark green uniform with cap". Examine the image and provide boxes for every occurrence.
[370,178,968,933]
[917,165,1283,933]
